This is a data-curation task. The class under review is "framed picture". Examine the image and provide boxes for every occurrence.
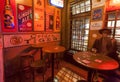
[45,7,54,32]
[91,7,103,21]
[1,0,17,32]
[33,0,45,31]
[54,8,61,32]
[17,4,33,32]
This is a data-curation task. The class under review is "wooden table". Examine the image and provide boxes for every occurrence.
[73,51,119,82]
[42,45,65,82]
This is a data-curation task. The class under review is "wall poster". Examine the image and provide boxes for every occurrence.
[1,0,17,32]
[17,4,33,32]
[91,7,103,21]
[54,8,61,32]
[34,0,45,31]
[46,7,55,32]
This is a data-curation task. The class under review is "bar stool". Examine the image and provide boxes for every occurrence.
[30,53,49,82]
[20,46,38,79]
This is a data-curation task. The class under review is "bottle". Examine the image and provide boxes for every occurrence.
[4,0,15,29]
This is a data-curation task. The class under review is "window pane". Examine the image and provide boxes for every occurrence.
[107,21,115,27]
[80,2,85,13]
[116,20,120,27]
[76,4,80,14]
[85,0,90,11]
[72,5,76,15]
[108,13,115,20]
[115,29,120,35]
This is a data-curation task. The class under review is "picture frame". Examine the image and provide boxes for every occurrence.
[54,8,61,32]
[33,0,45,31]
[91,7,103,21]
[17,4,33,32]
[45,7,54,32]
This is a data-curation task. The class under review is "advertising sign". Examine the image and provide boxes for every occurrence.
[17,4,33,32]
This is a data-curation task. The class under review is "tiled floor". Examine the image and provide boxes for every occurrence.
[5,60,86,82]
[55,67,86,82]
[5,60,120,82]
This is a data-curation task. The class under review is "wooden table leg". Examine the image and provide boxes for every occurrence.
[51,53,54,82]
[88,70,93,82]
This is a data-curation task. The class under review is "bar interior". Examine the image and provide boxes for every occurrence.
[0,0,120,82]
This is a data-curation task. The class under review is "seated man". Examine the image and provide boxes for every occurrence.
[92,28,118,61]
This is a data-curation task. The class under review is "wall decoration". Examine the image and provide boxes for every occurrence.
[17,4,33,32]
[91,7,103,21]
[106,0,120,11]
[34,0,45,31]
[92,0,105,8]
[10,35,23,45]
[1,0,17,32]
[4,33,60,48]
[54,8,61,32]
[90,21,103,30]
[46,7,55,32]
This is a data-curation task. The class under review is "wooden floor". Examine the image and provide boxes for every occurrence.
[5,60,120,82]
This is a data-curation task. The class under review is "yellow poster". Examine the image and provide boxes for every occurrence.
[34,0,44,31]
[54,8,61,32]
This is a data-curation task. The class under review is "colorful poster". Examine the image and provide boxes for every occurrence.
[17,4,33,32]
[46,7,55,32]
[34,0,44,31]
[91,7,103,21]
[54,8,61,32]
[1,0,17,32]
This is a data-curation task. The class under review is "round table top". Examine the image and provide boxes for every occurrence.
[73,51,119,70]
[42,45,65,53]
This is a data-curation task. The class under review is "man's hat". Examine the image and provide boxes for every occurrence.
[99,28,111,35]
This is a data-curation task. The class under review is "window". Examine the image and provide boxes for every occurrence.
[106,10,120,51]
[70,0,91,51]
[71,0,91,15]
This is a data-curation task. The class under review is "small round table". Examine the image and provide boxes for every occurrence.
[73,51,119,82]
[42,45,65,82]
